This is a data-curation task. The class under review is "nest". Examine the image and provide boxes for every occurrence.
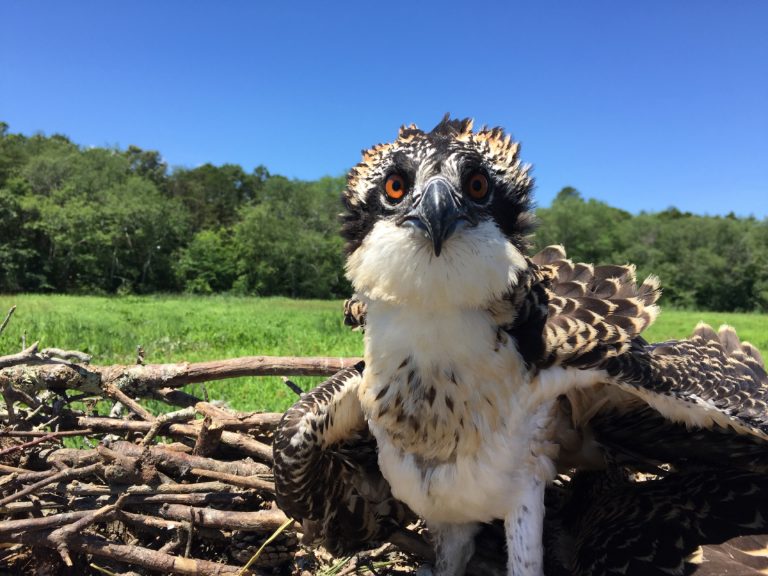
[0,304,437,575]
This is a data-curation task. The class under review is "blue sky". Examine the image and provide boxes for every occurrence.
[2,1,766,217]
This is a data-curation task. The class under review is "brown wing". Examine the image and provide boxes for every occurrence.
[502,245,660,370]
[545,469,768,576]
[533,245,661,368]
[512,246,767,442]
[589,404,768,474]
[591,323,768,440]
[272,363,411,554]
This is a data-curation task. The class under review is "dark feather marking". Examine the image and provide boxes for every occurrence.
[375,384,389,402]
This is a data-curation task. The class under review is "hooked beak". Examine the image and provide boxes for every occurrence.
[400,177,470,257]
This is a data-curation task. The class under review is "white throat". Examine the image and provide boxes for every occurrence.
[345,218,526,310]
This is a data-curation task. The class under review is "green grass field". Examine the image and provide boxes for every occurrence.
[0,294,765,413]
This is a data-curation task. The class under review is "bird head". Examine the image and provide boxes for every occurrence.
[342,116,536,309]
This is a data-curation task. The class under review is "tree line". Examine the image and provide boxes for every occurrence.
[1,123,766,311]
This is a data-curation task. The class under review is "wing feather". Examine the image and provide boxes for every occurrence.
[596,324,768,440]
[273,362,410,554]
[522,246,662,367]
[522,246,766,443]
[547,469,768,576]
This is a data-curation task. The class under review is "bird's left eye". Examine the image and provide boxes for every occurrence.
[464,172,489,201]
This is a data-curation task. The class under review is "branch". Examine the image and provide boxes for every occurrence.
[0,462,103,506]
[0,509,93,538]
[40,347,92,363]
[80,417,273,463]
[190,468,274,491]
[0,355,362,395]
[0,341,40,369]
[155,505,291,532]
[10,530,264,576]
[94,440,271,478]
[49,495,128,566]
[0,305,15,338]
[0,432,62,457]
[0,429,93,438]
[103,382,155,421]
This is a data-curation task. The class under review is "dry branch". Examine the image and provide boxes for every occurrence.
[0,341,40,369]
[10,530,263,576]
[154,505,290,532]
[79,418,273,463]
[0,462,104,506]
[0,355,362,396]
[0,305,15,337]
[0,432,62,456]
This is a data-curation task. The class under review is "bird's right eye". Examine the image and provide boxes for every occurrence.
[384,174,407,202]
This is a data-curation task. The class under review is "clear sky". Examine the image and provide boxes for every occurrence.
[2,1,766,217]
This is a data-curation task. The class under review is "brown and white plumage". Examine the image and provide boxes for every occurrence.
[273,362,411,554]
[543,468,768,576]
[273,117,768,576]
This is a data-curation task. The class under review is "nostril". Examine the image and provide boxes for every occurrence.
[400,217,428,231]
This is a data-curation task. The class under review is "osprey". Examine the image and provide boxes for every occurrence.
[274,117,768,576]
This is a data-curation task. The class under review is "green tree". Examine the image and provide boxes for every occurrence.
[175,229,237,293]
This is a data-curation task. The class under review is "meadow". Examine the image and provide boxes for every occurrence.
[0,294,765,414]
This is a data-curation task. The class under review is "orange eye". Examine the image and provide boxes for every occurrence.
[384,174,407,201]
[465,172,489,200]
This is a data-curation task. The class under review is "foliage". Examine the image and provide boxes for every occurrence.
[1,123,766,309]
[535,190,768,311]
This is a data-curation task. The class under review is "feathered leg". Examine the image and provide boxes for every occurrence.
[429,521,480,576]
[505,478,546,576]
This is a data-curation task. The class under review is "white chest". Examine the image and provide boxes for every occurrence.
[358,302,559,524]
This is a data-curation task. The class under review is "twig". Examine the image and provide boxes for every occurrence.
[10,530,261,575]
[153,387,202,408]
[0,432,62,456]
[49,495,128,566]
[155,505,291,532]
[0,355,363,395]
[119,511,225,541]
[81,418,273,463]
[0,341,39,369]
[190,468,275,491]
[194,404,283,430]
[90,440,272,477]
[0,462,103,506]
[0,305,15,338]
[192,416,223,456]
[40,347,92,363]
[103,383,155,421]
[0,509,92,538]
[184,506,195,558]
[0,499,63,515]
[140,406,197,446]
[0,429,92,438]
[0,462,30,474]
[66,481,236,496]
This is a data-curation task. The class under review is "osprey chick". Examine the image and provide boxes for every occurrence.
[275,117,768,576]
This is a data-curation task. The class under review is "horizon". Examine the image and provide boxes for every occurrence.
[2,1,766,218]
[3,120,765,221]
